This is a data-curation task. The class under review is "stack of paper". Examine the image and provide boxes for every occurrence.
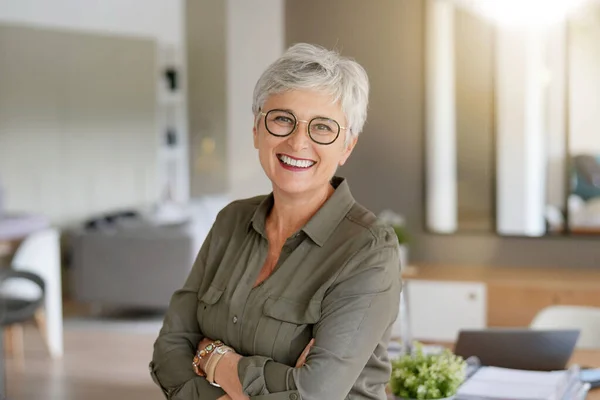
[456,365,588,400]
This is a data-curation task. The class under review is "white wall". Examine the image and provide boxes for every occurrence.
[0,0,186,225]
[226,0,284,199]
[0,0,183,45]
[0,25,158,226]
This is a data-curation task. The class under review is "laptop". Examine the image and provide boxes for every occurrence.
[454,329,580,371]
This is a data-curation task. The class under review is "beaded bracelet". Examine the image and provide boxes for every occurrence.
[192,340,223,376]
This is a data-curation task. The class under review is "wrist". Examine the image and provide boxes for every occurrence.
[206,345,235,386]
[214,351,243,387]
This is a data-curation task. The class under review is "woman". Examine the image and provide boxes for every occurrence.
[150,43,401,400]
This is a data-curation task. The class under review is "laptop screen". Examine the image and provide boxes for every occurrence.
[454,329,580,371]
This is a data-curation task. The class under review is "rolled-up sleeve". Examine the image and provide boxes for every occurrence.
[237,235,402,400]
[150,228,226,399]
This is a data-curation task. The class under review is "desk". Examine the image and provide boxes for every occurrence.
[565,349,598,399]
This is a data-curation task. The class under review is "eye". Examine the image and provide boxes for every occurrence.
[313,123,333,132]
[274,115,294,125]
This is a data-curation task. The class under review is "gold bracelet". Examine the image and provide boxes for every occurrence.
[205,345,234,387]
[192,340,223,376]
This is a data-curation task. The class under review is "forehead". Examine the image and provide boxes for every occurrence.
[263,89,345,121]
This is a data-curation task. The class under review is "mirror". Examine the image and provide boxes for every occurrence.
[424,0,600,237]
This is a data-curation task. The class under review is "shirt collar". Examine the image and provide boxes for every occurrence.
[248,176,355,247]
[248,194,273,238]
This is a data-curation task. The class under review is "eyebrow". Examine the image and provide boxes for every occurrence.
[278,108,337,121]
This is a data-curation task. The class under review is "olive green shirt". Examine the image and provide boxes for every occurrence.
[150,177,402,399]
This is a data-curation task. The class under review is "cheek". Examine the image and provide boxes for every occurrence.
[256,135,282,162]
[315,148,344,168]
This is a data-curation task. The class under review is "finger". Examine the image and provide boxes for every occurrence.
[295,339,315,368]
[301,339,314,358]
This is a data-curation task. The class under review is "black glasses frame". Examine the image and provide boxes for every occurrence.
[259,109,348,145]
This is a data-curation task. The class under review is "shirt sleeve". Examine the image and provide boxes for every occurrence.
[150,227,227,399]
[237,230,402,400]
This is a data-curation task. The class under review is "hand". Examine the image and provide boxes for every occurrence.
[217,396,233,400]
[295,338,314,368]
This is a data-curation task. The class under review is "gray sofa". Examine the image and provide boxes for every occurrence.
[69,197,229,309]
[70,223,197,309]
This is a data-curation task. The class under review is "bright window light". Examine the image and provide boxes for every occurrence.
[453,0,590,27]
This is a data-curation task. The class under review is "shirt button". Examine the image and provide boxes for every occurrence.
[289,394,298,400]
[232,316,238,324]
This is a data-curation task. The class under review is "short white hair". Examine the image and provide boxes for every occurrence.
[252,43,370,140]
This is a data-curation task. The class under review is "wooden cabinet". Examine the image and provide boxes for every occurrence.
[487,283,600,327]
[402,265,600,336]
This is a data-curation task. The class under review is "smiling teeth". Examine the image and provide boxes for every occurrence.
[279,155,315,168]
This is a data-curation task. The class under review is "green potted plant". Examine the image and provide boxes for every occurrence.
[390,343,467,400]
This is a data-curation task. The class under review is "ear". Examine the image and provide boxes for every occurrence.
[339,136,358,166]
[253,124,259,149]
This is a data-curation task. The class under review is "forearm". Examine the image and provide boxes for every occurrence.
[171,377,227,400]
[214,352,249,400]
[151,345,227,399]
[216,353,299,399]
[152,332,201,389]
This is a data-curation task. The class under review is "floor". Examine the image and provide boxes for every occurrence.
[5,316,164,400]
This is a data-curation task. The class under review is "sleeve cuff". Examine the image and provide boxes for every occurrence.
[237,355,273,396]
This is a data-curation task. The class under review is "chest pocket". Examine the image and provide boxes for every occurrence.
[261,296,321,364]
[263,296,321,324]
[197,285,224,339]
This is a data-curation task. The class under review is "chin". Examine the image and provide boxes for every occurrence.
[272,178,314,196]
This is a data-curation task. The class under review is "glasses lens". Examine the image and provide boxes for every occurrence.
[265,110,295,137]
[309,118,340,144]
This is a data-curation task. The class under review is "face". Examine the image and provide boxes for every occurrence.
[253,89,358,197]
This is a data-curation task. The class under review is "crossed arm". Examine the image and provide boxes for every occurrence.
[150,231,401,399]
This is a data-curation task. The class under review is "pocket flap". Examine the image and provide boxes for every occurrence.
[198,285,224,305]
[263,296,321,324]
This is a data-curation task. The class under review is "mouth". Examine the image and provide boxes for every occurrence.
[277,154,316,170]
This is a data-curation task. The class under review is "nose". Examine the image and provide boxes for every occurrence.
[287,120,311,150]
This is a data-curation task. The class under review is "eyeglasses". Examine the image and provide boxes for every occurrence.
[259,109,348,145]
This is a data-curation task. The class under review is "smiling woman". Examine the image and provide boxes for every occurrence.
[150,43,402,400]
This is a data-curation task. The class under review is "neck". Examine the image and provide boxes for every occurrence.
[268,183,335,240]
